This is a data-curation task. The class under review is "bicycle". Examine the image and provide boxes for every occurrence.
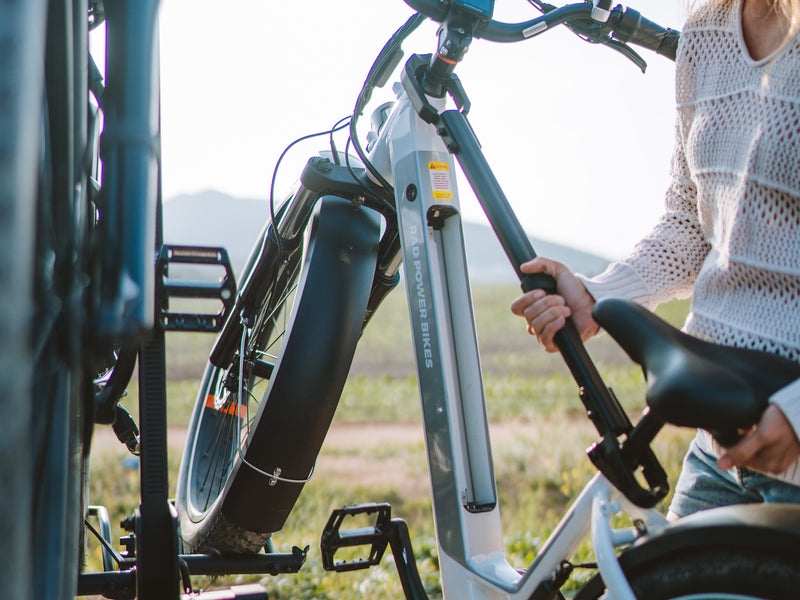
[172,0,800,598]
[5,0,800,599]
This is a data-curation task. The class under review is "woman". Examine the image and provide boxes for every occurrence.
[511,0,800,517]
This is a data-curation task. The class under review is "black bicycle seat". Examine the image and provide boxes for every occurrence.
[592,298,800,446]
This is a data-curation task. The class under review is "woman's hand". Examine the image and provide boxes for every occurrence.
[510,257,600,352]
[718,404,800,475]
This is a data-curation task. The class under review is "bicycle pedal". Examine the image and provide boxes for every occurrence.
[320,503,392,572]
[181,583,268,599]
[156,244,236,332]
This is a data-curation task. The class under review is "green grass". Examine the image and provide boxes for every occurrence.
[88,423,694,599]
[87,286,693,598]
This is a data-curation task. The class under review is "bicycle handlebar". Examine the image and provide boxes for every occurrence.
[403,0,588,41]
[611,7,679,60]
[403,0,679,60]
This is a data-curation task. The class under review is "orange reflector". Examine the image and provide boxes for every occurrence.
[205,394,246,419]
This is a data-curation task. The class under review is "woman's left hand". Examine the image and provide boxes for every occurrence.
[718,404,800,474]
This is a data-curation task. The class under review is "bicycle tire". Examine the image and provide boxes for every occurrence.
[176,195,381,553]
[30,2,91,597]
[0,1,48,598]
[576,540,800,599]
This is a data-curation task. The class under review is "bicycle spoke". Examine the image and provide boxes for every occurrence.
[198,401,236,510]
[187,251,301,517]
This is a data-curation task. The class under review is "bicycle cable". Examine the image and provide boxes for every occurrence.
[267,12,425,260]
[526,0,554,14]
[343,135,396,215]
[349,12,427,196]
[267,118,352,258]
[328,115,350,166]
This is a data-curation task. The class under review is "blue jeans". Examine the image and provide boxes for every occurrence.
[668,435,800,517]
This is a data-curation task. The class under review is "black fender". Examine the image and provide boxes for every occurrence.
[575,503,800,599]
[221,195,381,533]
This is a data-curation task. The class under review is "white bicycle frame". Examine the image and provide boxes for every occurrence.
[365,76,668,600]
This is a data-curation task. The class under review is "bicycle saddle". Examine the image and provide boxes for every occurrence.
[592,298,800,446]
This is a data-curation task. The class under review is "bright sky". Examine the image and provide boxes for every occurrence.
[156,1,686,259]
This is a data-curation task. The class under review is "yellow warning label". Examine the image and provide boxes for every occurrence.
[428,161,453,201]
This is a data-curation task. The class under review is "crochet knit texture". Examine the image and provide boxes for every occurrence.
[579,0,800,483]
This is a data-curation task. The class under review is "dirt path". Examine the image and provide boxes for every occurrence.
[91,419,568,451]
[91,418,590,499]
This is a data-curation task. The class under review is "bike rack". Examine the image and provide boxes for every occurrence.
[77,238,308,598]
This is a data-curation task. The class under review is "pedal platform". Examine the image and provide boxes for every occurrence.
[156,244,236,332]
[321,503,393,572]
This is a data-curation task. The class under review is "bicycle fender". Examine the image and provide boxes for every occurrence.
[221,195,381,533]
[574,503,800,599]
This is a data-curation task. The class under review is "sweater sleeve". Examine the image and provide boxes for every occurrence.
[578,115,711,311]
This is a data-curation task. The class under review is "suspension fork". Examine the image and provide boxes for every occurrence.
[96,0,161,341]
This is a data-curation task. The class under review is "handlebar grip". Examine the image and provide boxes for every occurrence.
[520,272,558,295]
[613,8,679,61]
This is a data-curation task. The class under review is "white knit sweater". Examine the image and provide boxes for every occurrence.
[579,0,800,485]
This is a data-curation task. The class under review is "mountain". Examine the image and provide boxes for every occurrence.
[163,190,610,283]
[460,221,609,283]
[163,190,267,274]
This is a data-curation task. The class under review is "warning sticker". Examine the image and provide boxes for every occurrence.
[428,161,453,201]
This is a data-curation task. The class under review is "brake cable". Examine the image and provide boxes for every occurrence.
[350,12,427,196]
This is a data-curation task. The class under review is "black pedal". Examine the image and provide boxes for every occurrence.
[321,503,393,572]
[156,245,236,332]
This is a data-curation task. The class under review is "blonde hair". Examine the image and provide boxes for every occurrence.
[771,0,800,36]
[689,0,800,45]
[694,0,800,15]
[773,0,800,19]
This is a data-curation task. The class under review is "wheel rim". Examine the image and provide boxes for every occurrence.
[185,256,301,520]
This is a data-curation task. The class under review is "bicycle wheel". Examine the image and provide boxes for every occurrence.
[30,2,91,597]
[176,195,380,554]
[576,544,800,599]
[0,1,47,598]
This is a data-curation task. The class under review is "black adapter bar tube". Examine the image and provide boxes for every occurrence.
[438,109,631,436]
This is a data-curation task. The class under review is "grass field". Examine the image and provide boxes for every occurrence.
[87,284,693,598]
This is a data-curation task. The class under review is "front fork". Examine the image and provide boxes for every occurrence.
[96,0,161,341]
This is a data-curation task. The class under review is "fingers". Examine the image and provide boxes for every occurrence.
[512,256,601,352]
[510,288,570,352]
[512,256,600,350]
[717,430,764,472]
[520,256,563,279]
[717,405,800,475]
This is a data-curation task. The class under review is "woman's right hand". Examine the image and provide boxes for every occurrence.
[510,257,600,352]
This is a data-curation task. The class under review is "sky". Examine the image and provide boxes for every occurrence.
[153,1,687,260]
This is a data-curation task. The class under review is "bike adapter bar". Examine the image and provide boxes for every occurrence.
[435,105,632,440]
[430,94,668,507]
[399,48,632,439]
